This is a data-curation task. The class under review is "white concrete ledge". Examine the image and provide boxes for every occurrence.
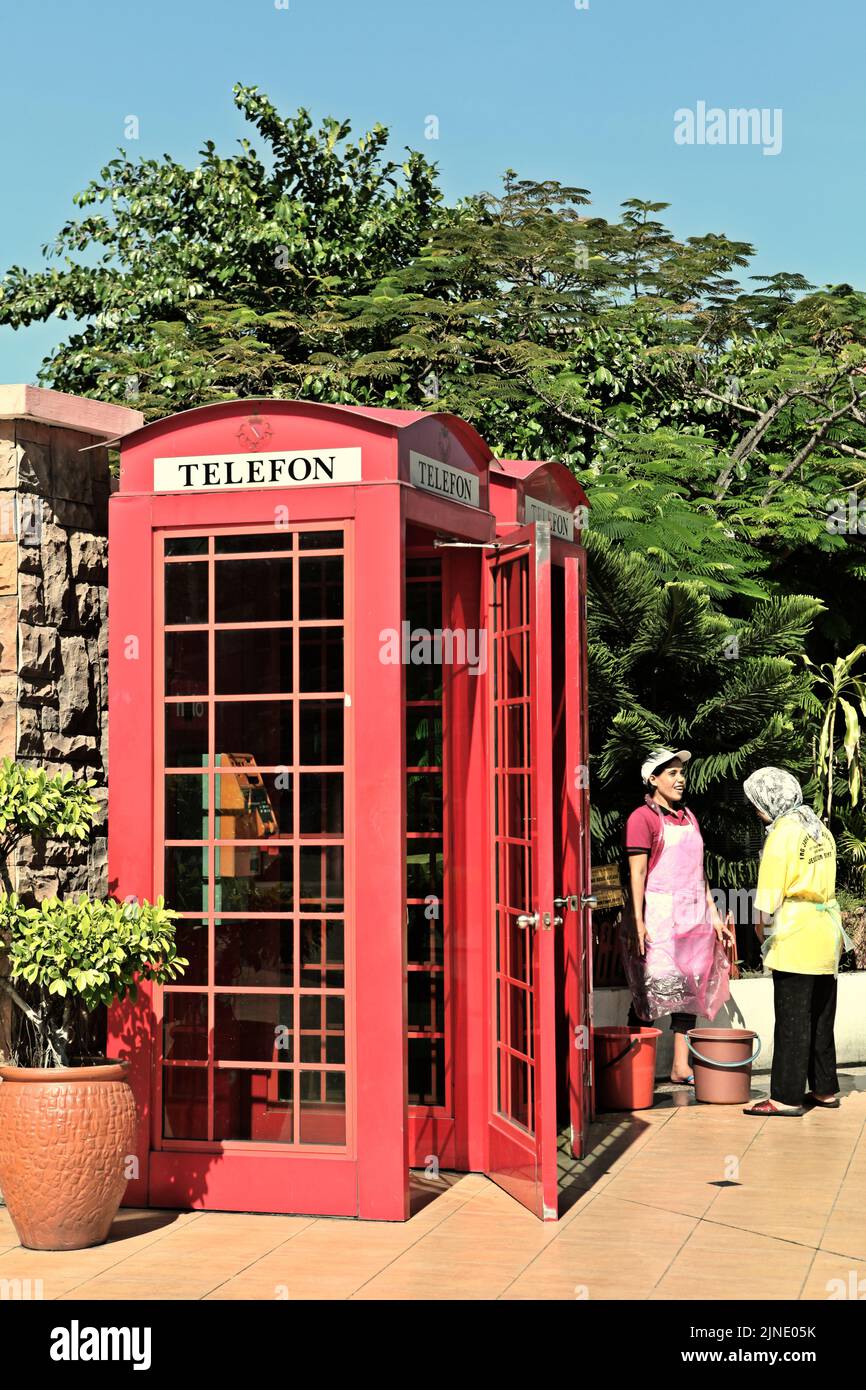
[0,385,143,439]
[594,972,866,1076]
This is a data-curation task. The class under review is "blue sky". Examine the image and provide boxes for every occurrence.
[1,0,862,383]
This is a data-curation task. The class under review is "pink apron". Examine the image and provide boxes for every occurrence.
[624,804,730,1021]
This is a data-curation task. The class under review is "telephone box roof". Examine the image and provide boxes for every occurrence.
[119,398,493,464]
[490,458,590,512]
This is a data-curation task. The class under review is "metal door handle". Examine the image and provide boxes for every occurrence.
[516,912,540,930]
[581,894,598,909]
[554,895,580,912]
[553,915,563,927]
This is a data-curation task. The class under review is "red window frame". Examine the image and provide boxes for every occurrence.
[404,556,452,1117]
[152,522,356,1157]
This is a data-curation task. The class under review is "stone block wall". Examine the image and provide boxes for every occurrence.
[0,389,143,902]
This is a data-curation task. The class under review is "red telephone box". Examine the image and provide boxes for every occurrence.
[107,399,593,1222]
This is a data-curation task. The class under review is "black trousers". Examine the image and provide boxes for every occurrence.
[771,970,838,1106]
[627,1002,695,1036]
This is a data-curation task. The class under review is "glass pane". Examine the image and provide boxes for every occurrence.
[509,981,529,1057]
[165,701,208,767]
[172,920,208,986]
[215,920,294,988]
[407,902,443,966]
[408,971,443,1033]
[165,561,208,625]
[406,575,441,630]
[406,840,443,899]
[165,847,209,912]
[165,537,207,556]
[298,701,343,765]
[216,558,292,624]
[299,919,344,988]
[503,559,527,630]
[215,700,293,767]
[299,994,345,1064]
[508,910,530,985]
[505,705,526,770]
[299,1071,346,1146]
[163,1066,208,1139]
[407,772,442,832]
[406,643,443,701]
[406,707,441,768]
[165,631,208,696]
[299,773,343,835]
[214,993,293,1062]
[214,1069,293,1142]
[408,1038,444,1107]
[299,846,344,912]
[215,629,293,695]
[505,632,527,700]
[299,530,342,550]
[298,556,343,620]
[506,842,527,907]
[165,775,208,840]
[163,992,208,1060]
[508,1053,531,1131]
[214,846,293,912]
[298,629,343,692]
[216,768,292,838]
[505,774,527,840]
[215,532,293,553]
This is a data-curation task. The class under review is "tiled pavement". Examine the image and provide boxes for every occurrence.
[2,1068,865,1301]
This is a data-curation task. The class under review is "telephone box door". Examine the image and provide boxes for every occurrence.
[484,524,560,1220]
[563,547,593,1155]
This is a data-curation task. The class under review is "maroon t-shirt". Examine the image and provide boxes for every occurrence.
[624,799,697,875]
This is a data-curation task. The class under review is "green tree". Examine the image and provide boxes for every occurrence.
[585,533,823,887]
[802,646,866,821]
[0,84,442,415]
[4,87,866,884]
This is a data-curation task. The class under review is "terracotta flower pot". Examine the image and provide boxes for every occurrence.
[0,1059,136,1251]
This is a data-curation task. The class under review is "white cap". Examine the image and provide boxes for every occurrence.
[640,747,691,783]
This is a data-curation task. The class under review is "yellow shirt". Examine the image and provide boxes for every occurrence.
[754,815,841,975]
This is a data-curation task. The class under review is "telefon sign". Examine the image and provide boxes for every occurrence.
[524,496,575,539]
[153,447,362,492]
[409,451,479,507]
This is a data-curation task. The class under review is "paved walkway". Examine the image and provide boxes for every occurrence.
[2,1069,865,1300]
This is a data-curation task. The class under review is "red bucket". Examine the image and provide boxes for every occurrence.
[593,1026,661,1111]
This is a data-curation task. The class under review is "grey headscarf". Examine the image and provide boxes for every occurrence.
[742,767,825,843]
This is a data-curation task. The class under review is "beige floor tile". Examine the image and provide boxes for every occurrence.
[799,1248,866,1300]
[58,1276,222,1301]
[2,1073,864,1301]
[820,1197,866,1262]
[650,1222,814,1300]
[352,1277,503,1299]
[503,1199,695,1300]
[599,1170,720,1219]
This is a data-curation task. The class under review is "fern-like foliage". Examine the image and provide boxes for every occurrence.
[586,532,824,888]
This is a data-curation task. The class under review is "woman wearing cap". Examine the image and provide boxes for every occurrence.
[624,748,734,1084]
[741,768,849,1117]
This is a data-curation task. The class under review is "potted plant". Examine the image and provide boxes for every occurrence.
[0,759,185,1251]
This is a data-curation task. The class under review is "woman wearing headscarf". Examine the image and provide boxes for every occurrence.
[623,748,734,1084]
[742,767,851,1117]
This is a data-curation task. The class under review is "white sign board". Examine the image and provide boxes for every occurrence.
[523,496,575,540]
[409,451,479,507]
[153,448,362,493]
